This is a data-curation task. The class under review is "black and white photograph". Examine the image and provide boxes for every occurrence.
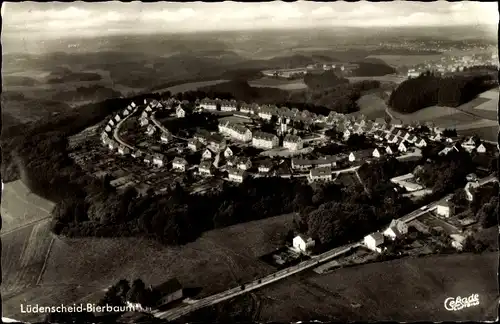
[1,1,499,323]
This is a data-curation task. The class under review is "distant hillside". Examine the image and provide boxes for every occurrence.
[2,75,40,87]
[351,62,397,77]
[51,85,122,102]
[198,80,290,105]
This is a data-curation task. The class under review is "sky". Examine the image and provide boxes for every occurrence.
[2,1,498,39]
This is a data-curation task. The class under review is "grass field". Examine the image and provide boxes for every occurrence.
[248,77,308,90]
[1,180,56,233]
[2,219,54,300]
[249,252,498,322]
[365,54,444,67]
[356,93,389,120]
[2,212,299,322]
[154,79,230,94]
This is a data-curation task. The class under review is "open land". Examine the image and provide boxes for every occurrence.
[365,54,445,67]
[248,77,308,90]
[2,209,299,322]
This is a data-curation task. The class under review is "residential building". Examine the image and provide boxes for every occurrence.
[240,102,258,115]
[386,134,399,144]
[130,101,137,108]
[172,157,188,171]
[383,219,409,240]
[372,148,385,158]
[114,115,121,123]
[160,131,172,144]
[223,147,233,158]
[218,121,252,142]
[145,124,156,136]
[438,145,460,156]
[153,154,166,167]
[258,160,273,173]
[436,200,451,218]
[398,141,408,153]
[176,106,186,118]
[293,235,316,253]
[108,140,118,151]
[143,155,153,164]
[252,131,279,149]
[122,109,130,117]
[155,278,183,306]
[308,167,332,182]
[476,143,487,153]
[139,117,149,127]
[343,129,352,141]
[198,160,214,176]
[237,158,252,170]
[461,137,476,152]
[283,134,303,151]
[228,168,246,183]
[364,232,385,253]
[108,119,115,127]
[415,138,427,148]
[131,149,144,158]
[258,105,275,120]
[104,125,112,133]
[118,146,131,155]
[291,158,313,170]
[348,149,373,163]
[208,135,226,152]
[386,145,396,155]
[226,156,238,167]
[450,234,466,251]
[202,148,213,160]
[430,132,442,142]
[199,98,217,110]
[187,139,203,151]
[220,99,238,112]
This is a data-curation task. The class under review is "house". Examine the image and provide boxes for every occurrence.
[461,137,476,152]
[202,148,213,160]
[108,140,118,151]
[155,278,183,306]
[153,154,166,167]
[450,234,467,251]
[308,167,332,182]
[122,109,130,117]
[131,149,144,158]
[386,145,396,155]
[143,155,153,164]
[252,131,279,149]
[386,134,399,144]
[343,129,352,141]
[414,138,427,148]
[219,121,252,142]
[130,101,137,108]
[436,200,451,218]
[101,134,110,146]
[172,157,188,171]
[226,156,238,167]
[145,124,156,136]
[199,98,217,111]
[430,132,442,142]
[364,232,385,253]
[223,147,233,158]
[372,148,385,158]
[176,106,186,118]
[348,149,373,163]
[160,131,172,144]
[406,134,418,143]
[237,158,252,170]
[240,102,258,114]
[139,116,149,127]
[283,134,303,151]
[114,115,121,123]
[208,135,227,152]
[118,146,131,155]
[228,168,246,183]
[220,99,238,112]
[476,143,487,154]
[104,125,112,133]
[292,234,316,253]
[374,117,386,126]
[438,145,460,156]
[383,219,409,240]
[258,160,273,173]
[145,106,153,114]
[291,158,313,170]
[465,180,480,202]
[198,160,214,176]
[398,141,408,153]
[257,105,275,120]
[108,119,115,127]
[187,139,203,151]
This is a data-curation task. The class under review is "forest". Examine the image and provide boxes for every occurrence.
[388,72,496,113]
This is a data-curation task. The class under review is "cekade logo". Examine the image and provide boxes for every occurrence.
[444,294,480,311]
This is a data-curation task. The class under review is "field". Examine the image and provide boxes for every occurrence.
[347,75,407,85]
[1,180,56,233]
[186,252,498,322]
[248,77,308,90]
[154,79,230,95]
[2,211,299,322]
[355,93,390,120]
[2,219,54,300]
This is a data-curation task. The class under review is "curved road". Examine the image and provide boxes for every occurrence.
[153,173,497,321]
[112,106,140,151]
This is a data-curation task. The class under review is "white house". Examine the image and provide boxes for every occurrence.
[114,115,121,123]
[143,155,153,164]
[130,101,137,108]
[283,134,303,151]
[398,141,408,153]
[198,160,214,176]
[364,232,385,253]
[176,106,186,118]
[386,145,395,155]
[122,109,130,117]
[450,234,467,251]
[220,99,238,112]
[219,121,252,142]
[118,146,130,155]
[160,131,172,144]
[343,129,352,141]
[108,119,115,127]
[436,200,451,218]
[104,125,112,133]
[438,145,459,156]
[430,132,442,142]
[223,147,233,158]
[199,98,218,111]
[461,137,476,152]
[293,234,316,253]
[414,138,427,148]
[172,157,188,171]
[228,168,246,183]
[476,143,487,153]
[252,131,279,149]
[153,154,166,167]
[145,124,156,136]
[202,148,213,160]
[308,167,332,182]
[108,140,118,151]
[258,160,273,173]
[131,149,144,158]
[372,148,384,158]
[239,103,257,115]
[257,105,275,120]
[348,149,373,163]
[237,158,252,170]
[386,134,399,144]
[383,219,409,240]
[139,117,149,127]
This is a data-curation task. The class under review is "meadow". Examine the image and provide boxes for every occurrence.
[248,77,308,90]
[365,54,444,67]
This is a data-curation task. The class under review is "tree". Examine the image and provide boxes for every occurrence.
[442,128,457,137]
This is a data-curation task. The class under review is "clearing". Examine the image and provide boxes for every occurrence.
[365,54,444,67]
[154,80,229,94]
[3,212,299,322]
[248,77,308,90]
[356,93,389,120]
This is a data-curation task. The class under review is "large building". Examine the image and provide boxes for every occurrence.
[252,131,279,149]
[283,134,303,151]
[218,121,252,142]
[220,99,238,112]
[199,98,218,110]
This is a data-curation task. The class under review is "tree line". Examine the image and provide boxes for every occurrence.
[388,72,496,113]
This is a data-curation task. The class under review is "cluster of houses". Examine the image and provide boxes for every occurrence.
[100,102,138,155]
[364,219,409,253]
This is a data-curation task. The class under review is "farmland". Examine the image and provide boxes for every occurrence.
[355,93,390,120]
[248,77,308,90]
[153,79,230,95]
[184,252,498,322]
[365,54,445,67]
[2,211,299,322]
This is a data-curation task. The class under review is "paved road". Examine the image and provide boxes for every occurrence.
[112,107,139,150]
[153,174,497,321]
